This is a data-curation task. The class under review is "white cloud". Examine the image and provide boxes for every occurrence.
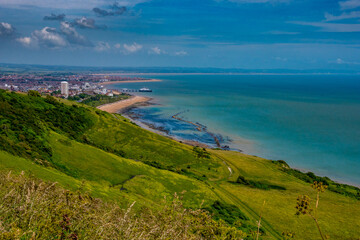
[325,11,360,21]
[123,42,142,53]
[17,22,92,49]
[174,50,188,56]
[336,58,345,64]
[226,0,289,3]
[0,22,15,36]
[72,17,106,29]
[149,46,162,55]
[73,17,96,29]
[114,43,121,49]
[60,21,92,46]
[290,21,360,32]
[275,56,287,61]
[336,57,360,64]
[266,30,299,35]
[95,41,110,52]
[0,0,148,9]
[32,27,67,48]
[16,37,35,47]
[339,0,360,10]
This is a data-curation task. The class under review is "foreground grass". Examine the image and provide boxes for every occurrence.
[0,171,246,240]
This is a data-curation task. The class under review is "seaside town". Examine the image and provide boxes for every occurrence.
[0,73,152,98]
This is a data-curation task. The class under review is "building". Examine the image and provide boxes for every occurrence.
[60,81,69,98]
[82,82,91,90]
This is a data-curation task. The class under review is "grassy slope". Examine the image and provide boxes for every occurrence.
[84,112,228,180]
[0,133,218,209]
[49,132,218,207]
[210,150,360,239]
[1,93,360,239]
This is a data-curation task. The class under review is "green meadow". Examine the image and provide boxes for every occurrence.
[1,90,359,239]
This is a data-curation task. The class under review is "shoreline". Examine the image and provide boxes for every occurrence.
[96,95,152,113]
[126,109,360,187]
[98,79,162,85]
[119,104,360,187]
[91,72,360,76]
[96,96,217,149]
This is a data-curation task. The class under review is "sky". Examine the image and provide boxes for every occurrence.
[1,0,360,69]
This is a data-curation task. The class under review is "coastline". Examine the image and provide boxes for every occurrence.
[99,99,360,187]
[126,111,360,187]
[96,96,215,148]
[95,91,360,187]
[98,79,162,85]
[90,72,360,76]
[97,95,152,113]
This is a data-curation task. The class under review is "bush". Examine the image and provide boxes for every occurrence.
[234,175,286,191]
[27,90,41,97]
[203,200,261,238]
[193,146,210,159]
[204,200,249,224]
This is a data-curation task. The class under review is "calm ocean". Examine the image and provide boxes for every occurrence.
[111,74,360,185]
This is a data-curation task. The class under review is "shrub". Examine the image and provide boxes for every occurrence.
[234,175,286,191]
[27,90,41,97]
[203,201,261,238]
[193,146,210,159]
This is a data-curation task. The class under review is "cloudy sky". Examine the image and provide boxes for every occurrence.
[1,0,360,69]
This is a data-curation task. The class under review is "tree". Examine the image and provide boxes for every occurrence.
[27,90,41,97]
[45,95,59,105]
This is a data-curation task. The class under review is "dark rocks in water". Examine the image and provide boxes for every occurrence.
[126,107,237,150]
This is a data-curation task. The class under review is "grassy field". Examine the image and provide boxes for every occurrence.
[1,91,360,239]
[209,150,360,239]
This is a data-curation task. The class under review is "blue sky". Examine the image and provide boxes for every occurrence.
[1,0,360,69]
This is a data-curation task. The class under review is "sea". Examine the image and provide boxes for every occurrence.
[110,74,360,186]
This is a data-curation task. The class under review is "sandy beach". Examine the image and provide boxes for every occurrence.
[99,79,162,85]
[97,95,151,113]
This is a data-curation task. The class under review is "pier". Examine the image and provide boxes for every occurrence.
[121,88,152,93]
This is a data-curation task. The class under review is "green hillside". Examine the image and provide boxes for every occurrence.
[1,90,359,239]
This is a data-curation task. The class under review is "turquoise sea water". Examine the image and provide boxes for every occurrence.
[111,75,360,185]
